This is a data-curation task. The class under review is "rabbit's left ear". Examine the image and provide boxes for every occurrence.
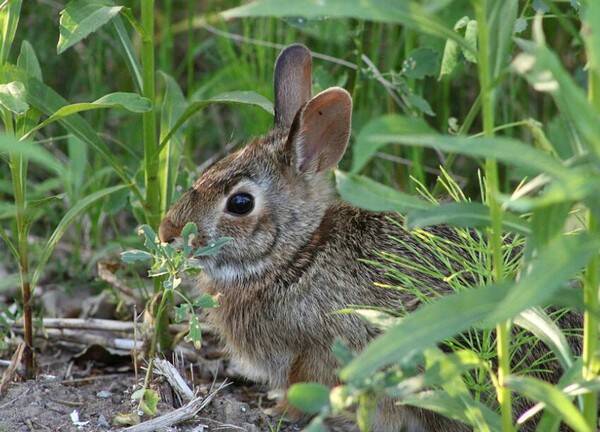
[286,87,352,174]
[274,44,312,128]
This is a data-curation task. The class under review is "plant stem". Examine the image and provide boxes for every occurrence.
[7,115,34,378]
[475,1,512,430]
[141,0,160,229]
[582,50,600,429]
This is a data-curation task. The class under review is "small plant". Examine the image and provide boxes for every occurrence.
[121,222,229,413]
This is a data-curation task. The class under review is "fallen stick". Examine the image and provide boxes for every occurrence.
[11,318,197,334]
[118,381,228,432]
[153,358,194,402]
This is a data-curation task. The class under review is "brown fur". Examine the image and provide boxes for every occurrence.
[159,45,581,431]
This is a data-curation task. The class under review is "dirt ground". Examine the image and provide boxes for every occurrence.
[0,339,302,432]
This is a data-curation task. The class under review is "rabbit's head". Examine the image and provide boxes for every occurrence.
[159,44,352,283]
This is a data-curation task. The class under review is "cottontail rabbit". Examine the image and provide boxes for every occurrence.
[158,45,578,431]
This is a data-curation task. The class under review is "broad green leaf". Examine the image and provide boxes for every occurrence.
[0,0,22,64]
[17,41,42,82]
[58,0,124,54]
[351,114,436,173]
[157,90,273,154]
[335,170,431,213]
[439,39,459,79]
[193,237,232,257]
[0,65,139,198]
[0,134,62,174]
[220,1,473,54]
[193,293,219,309]
[506,375,591,432]
[185,314,202,349]
[32,184,127,288]
[513,40,600,159]
[514,308,574,370]
[120,249,153,263]
[131,388,159,416]
[488,0,518,78]
[402,390,502,431]
[287,383,330,415]
[159,72,187,213]
[340,234,598,382]
[24,92,151,139]
[111,16,142,92]
[368,134,571,180]
[406,202,530,235]
[487,234,599,324]
[463,20,477,63]
[403,48,440,80]
[0,81,28,114]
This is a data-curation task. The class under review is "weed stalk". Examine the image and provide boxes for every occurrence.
[582,47,600,428]
[475,1,512,430]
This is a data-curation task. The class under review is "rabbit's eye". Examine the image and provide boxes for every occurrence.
[226,192,254,216]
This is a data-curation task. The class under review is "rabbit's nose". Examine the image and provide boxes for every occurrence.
[158,217,182,243]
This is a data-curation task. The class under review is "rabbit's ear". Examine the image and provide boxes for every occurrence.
[287,87,352,174]
[274,44,312,128]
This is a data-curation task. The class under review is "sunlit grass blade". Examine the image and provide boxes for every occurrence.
[0,0,22,64]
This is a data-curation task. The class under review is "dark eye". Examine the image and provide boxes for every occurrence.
[226,192,254,216]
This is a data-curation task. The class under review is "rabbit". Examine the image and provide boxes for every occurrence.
[158,44,580,431]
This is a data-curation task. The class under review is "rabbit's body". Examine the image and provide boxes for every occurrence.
[159,44,578,431]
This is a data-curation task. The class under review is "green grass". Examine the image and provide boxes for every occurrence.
[1,0,599,431]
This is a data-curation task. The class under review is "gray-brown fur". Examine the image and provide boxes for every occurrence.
[159,44,581,431]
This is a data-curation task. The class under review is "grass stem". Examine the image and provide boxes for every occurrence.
[475,1,513,430]
[141,0,159,229]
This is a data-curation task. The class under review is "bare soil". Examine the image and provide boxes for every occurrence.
[0,340,301,432]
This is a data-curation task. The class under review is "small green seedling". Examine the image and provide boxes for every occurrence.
[121,222,230,348]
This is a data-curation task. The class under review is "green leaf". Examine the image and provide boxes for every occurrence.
[185,314,202,349]
[131,388,159,416]
[174,304,190,323]
[0,65,140,197]
[463,20,478,63]
[0,0,22,64]
[0,133,62,174]
[439,39,459,79]
[368,134,571,180]
[506,375,591,432]
[0,81,29,114]
[351,114,436,173]
[193,237,232,257]
[514,307,574,371]
[120,249,153,263]
[335,170,431,213]
[159,72,187,213]
[287,383,330,415]
[402,390,502,431]
[488,0,518,78]
[220,1,473,55]
[58,0,124,54]
[32,184,128,288]
[157,90,273,154]
[406,202,531,235]
[17,41,42,82]
[340,234,598,382]
[193,293,219,309]
[24,92,151,140]
[403,48,440,80]
[111,16,142,92]
[513,40,600,160]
